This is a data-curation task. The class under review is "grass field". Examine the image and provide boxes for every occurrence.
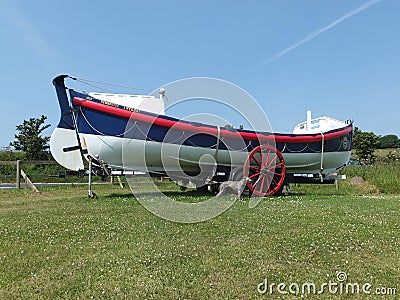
[0,182,399,299]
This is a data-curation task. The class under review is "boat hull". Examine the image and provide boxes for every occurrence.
[78,133,350,175]
[50,75,353,179]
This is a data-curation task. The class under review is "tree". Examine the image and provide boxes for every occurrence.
[352,126,379,164]
[377,134,400,149]
[10,115,51,160]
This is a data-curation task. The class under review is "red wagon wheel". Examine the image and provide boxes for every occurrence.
[244,144,286,197]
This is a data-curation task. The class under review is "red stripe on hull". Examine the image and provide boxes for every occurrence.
[73,97,352,143]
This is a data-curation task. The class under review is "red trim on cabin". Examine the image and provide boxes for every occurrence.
[73,97,352,143]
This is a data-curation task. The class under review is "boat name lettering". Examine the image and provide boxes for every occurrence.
[99,100,140,112]
[101,100,120,108]
[123,106,140,113]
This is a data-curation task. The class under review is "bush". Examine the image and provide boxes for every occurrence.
[0,151,26,175]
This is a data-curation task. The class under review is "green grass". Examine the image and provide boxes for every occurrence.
[342,163,400,194]
[345,149,400,194]
[0,183,399,299]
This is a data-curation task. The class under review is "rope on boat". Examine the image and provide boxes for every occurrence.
[284,142,308,153]
[76,90,347,156]
[225,140,252,152]
[215,126,220,162]
[319,132,325,182]
[69,76,152,93]
[81,112,227,151]
[133,123,158,142]
[132,123,215,149]
[73,79,114,93]
[79,104,348,155]
[79,107,137,137]
[285,137,342,154]
[163,131,186,144]
[182,132,218,148]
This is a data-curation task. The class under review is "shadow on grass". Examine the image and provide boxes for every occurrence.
[105,189,214,200]
[102,181,363,201]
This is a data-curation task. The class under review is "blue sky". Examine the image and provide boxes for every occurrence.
[1,0,399,148]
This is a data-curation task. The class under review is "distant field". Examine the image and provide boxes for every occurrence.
[0,183,399,299]
[375,148,400,158]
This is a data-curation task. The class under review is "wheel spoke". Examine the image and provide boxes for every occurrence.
[262,149,270,168]
[252,175,262,190]
[251,156,261,167]
[258,176,266,194]
[264,177,272,195]
[250,165,261,171]
[249,172,260,179]
[265,164,277,172]
[267,154,277,168]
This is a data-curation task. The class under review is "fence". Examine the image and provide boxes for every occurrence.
[0,160,126,192]
[0,160,58,192]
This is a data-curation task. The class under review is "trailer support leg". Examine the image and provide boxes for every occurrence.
[88,156,96,198]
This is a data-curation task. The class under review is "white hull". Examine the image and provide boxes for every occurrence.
[64,130,350,176]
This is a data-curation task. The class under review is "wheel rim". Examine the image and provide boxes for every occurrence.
[244,144,286,197]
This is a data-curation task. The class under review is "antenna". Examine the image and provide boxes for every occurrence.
[307,110,312,130]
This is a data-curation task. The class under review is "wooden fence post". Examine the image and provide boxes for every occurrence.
[117,176,124,189]
[20,169,40,193]
[16,160,21,189]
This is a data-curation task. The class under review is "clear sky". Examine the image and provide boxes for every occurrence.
[1,0,399,148]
